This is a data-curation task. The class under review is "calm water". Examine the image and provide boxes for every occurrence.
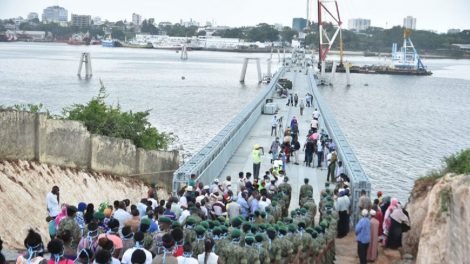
[318,58,470,201]
[1,43,470,201]
[0,42,275,155]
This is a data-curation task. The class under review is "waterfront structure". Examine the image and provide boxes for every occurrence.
[27,12,39,21]
[132,13,142,26]
[292,18,307,32]
[42,6,68,23]
[348,18,371,32]
[71,14,91,28]
[403,16,416,30]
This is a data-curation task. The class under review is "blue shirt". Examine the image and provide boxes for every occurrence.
[237,197,249,217]
[355,217,371,244]
[251,199,259,214]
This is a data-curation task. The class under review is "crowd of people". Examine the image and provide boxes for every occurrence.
[331,182,411,264]
[267,109,344,185]
[2,166,341,264]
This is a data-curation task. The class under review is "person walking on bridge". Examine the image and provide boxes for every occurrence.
[299,100,305,116]
[271,115,277,136]
[252,144,264,180]
[299,178,313,207]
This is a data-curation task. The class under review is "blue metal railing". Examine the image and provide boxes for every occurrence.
[172,67,286,193]
[307,71,371,224]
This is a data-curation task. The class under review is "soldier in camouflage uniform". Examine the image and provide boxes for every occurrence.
[276,225,294,263]
[254,233,271,264]
[277,177,292,217]
[287,224,303,263]
[265,206,275,224]
[191,225,206,257]
[150,216,172,255]
[299,178,314,207]
[58,206,81,251]
[243,234,261,264]
[222,229,247,264]
[138,218,154,252]
[183,216,198,243]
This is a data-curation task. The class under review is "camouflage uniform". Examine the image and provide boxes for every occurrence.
[243,235,261,264]
[277,181,292,217]
[299,183,313,207]
[58,216,81,250]
[223,229,248,264]
[191,225,206,257]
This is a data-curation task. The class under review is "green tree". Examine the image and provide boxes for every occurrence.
[141,19,159,35]
[62,81,171,150]
[280,27,297,44]
[247,23,279,42]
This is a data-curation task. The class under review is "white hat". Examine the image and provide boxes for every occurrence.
[370,209,376,216]
[186,186,193,192]
[361,209,369,217]
[203,185,209,189]
[214,179,219,183]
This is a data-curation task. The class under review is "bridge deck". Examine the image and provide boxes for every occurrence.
[219,69,331,213]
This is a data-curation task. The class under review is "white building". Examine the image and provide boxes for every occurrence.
[27,12,39,21]
[132,13,142,26]
[92,17,103,26]
[42,5,68,23]
[403,16,416,30]
[348,18,371,31]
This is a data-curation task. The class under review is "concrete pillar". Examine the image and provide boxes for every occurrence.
[321,61,326,76]
[256,58,262,83]
[180,45,188,60]
[240,58,249,83]
[78,52,92,78]
[34,113,47,163]
[345,62,351,87]
[136,148,145,175]
[330,61,337,85]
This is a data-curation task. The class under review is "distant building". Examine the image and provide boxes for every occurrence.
[92,17,103,26]
[42,5,68,23]
[292,18,307,32]
[182,19,199,27]
[132,13,142,26]
[403,16,416,30]
[348,18,371,31]
[71,14,91,28]
[159,22,172,27]
[27,12,39,21]
[447,28,461,34]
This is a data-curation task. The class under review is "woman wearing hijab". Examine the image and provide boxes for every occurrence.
[16,229,46,264]
[54,205,68,228]
[386,203,410,249]
[382,197,398,245]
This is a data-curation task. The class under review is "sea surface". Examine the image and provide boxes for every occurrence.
[1,42,470,202]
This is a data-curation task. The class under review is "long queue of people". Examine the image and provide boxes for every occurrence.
[268,110,343,184]
[4,169,338,264]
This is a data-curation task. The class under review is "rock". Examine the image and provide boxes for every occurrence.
[403,253,414,260]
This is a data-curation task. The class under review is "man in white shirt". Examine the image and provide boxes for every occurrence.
[113,201,132,233]
[178,204,190,224]
[313,108,320,120]
[46,186,60,218]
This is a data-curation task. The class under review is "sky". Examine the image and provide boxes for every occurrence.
[1,0,469,33]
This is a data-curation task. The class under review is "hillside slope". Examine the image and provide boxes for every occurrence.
[0,159,166,249]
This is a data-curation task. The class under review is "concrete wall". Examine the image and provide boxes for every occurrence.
[0,111,36,160]
[0,110,179,188]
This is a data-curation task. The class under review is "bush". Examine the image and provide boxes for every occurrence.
[443,149,470,175]
[62,81,171,150]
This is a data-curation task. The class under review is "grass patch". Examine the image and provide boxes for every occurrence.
[439,186,452,216]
